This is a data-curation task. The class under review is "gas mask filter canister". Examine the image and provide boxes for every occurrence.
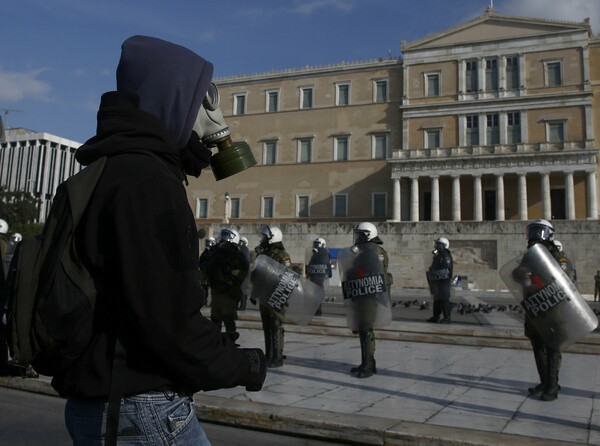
[193,82,257,180]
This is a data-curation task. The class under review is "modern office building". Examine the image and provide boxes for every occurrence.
[0,128,83,222]
[186,7,599,226]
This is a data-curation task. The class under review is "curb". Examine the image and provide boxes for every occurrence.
[0,376,582,446]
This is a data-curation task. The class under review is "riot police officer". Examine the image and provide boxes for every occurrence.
[254,225,291,368]
[198,236,216,305]
[204,229,249,337]
[348,222,391,379]
[306,237,332,316]
[554,240,577,284]
[237,236,251,311]
[426,237,454,324]
[522,219,565,401]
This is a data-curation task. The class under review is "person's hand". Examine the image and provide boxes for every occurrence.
[241,348,266,391]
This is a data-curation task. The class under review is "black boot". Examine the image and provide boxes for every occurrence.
[427,300,441,322]
[541,350,561,401]
[268,318,284,368]
[357,330,376,378]
[528,341,547,396]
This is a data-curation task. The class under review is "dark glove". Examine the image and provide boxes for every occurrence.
[250,297,257,305]
[241,348,266,392]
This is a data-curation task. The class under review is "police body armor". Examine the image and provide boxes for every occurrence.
[337,243,392,332]
[305,247,330,288]
[500,243,598,351]
[249,255,324,325]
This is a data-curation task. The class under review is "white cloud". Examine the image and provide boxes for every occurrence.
[0,69,50,102]
[502,0,599,34]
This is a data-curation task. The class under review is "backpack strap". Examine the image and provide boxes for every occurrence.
[105,336,126,446]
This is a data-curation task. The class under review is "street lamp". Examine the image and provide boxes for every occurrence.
[224,192,231,224]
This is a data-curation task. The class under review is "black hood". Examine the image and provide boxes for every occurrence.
[77,35,213,166]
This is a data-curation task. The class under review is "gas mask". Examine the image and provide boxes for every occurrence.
[193,82,257,180]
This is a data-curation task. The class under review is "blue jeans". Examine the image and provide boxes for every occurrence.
[65,391,211,445]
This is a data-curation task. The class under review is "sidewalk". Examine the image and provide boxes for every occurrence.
[2,311,599,445]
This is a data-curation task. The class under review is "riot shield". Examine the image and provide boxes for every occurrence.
[249,255,324,325]
[305,247,330,288]
[499,243,598,351]
[337,243,392,331]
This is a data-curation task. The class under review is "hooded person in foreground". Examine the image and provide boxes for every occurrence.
[57,36,266,446]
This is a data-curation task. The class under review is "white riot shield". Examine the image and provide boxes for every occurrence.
[305,247,330,288]
[499,243,598,351]
[249,255,324,325]
[337,243,392,331]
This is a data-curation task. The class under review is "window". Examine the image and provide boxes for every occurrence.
[466,60,478,92]
[334,136,349,161]
[297,195,310,218]
[263,140,277,165]
[507,112,521,143]
[266,89,279,112]
[333,194,347,217]
[300,87,313,109]
[298,138,312,163]
[233,93,246,115]
[230,197,240,219]
[545,61,562,86]
[196,198,208,219]
[425,73,440,97]
[262,196,274,218]
[485,58,498,91]
[425,129,441,149]
[506,56,519,90]
[372,193,387,217]
[336,83,350,106]
[486,113,499,145]
[548,121,565,142]
[374,80,388,102]
[466,114,479,145]
[372,134,388,159]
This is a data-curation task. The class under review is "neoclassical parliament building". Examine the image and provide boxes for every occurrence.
[186,7,600,226]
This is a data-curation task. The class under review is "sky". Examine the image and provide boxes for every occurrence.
[1,0,599,144]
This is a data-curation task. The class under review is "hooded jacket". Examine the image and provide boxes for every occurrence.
[52,36,254,398]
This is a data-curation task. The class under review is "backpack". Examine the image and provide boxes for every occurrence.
[5,156,107,376]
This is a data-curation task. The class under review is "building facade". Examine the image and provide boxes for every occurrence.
[186,8,599,227]
[0,128,83,222]
[395,7,598,223]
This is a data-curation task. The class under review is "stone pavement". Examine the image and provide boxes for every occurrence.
[2,307,600,445]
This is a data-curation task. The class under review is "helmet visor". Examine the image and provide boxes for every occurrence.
[221,230,236,242]
[353,230,369,244]
[526,224,552,242]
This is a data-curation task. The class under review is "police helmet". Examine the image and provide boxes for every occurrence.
[353,222,377,243]
[205,237,216,249]
[526,219,554,242]
[313,237,326,249]
[260,225,282,244]
[220,228,240,244]
[11,233,22,243]
[239,236,249,247]
[435,237,449,250]
[0,219,8,234]
[554,240,563,252]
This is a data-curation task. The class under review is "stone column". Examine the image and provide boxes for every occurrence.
[565,172,575,220]
[431,176,440,222]
[393,178,401,222]
[496,174,505,221]
[587,170,598,220]
[518,173,528,220]
[411,177,419,222]
[473,175,483,221]
[541,172,551,220]
[452,175,461,221]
